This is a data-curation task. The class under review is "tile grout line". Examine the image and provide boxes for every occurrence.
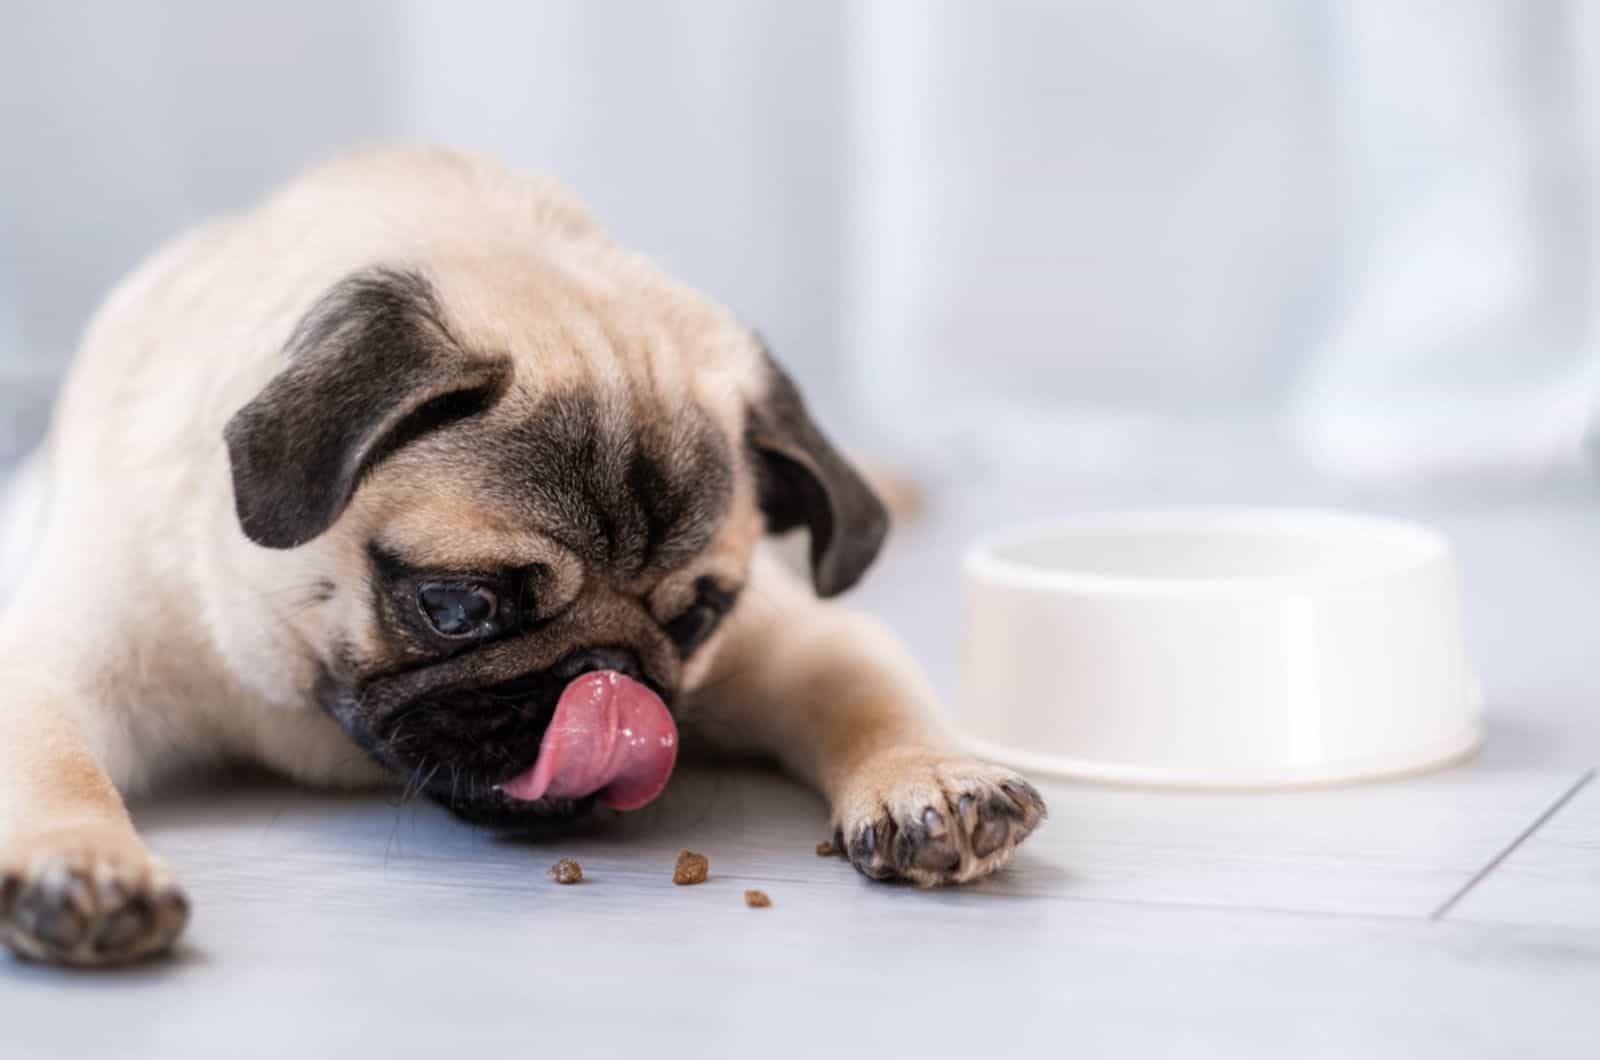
[1430,767,1595,922]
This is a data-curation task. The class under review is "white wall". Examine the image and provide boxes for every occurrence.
[3,1,1597,481]
[389,1,858,418]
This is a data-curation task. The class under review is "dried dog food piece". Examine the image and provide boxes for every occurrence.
[743,889,771,908]
[548,858,583,885]
[815,840,835,857]
[672,849,709,885]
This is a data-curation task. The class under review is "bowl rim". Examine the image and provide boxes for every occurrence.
[958,713,1485,790]
[963,507,1454,597]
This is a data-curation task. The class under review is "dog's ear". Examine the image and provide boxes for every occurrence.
[225,268,509,549]
[746,350,889,597]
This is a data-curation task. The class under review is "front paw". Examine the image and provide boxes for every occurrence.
[1,825,189,967]
[831,749,1047,886]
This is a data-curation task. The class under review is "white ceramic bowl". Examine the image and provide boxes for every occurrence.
[957,509,1483,788]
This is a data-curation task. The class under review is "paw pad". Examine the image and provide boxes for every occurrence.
[1,849,189,967]
[832,756,1048,887]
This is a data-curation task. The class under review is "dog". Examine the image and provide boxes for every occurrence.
[0,146,1046,966]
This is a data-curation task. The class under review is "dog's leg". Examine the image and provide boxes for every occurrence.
[688,550,1046,886]
[0,672,188,966]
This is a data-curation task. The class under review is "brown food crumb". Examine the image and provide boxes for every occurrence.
[672,849,709,885]
[743,888,772,908]
[548,858,583,885]
[815,840,835,857]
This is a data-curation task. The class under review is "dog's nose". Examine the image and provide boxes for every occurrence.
[552,647,644,682]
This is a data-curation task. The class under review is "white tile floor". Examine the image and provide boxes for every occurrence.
[2,476,1598,1058]
[1450,773,1599,929]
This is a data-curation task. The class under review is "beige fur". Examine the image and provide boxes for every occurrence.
[0,146,1043,967]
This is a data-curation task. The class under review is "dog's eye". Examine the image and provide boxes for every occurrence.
[665,603,719,655]
[663,579,739,656]
[665,604,718,653]
[417,582,498,638]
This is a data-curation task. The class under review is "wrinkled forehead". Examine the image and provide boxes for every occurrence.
[481,387,734,575]
[373,386,736,580]
[347,250,761,575]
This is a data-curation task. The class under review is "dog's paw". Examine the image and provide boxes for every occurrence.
[0,826,189,967]
[830,749,1047,886]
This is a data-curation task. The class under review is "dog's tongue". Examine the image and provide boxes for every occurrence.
[498,671,678,811]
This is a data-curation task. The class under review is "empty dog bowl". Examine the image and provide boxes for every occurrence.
[957,509,1482,788]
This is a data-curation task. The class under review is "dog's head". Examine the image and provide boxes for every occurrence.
[223,262,886,825]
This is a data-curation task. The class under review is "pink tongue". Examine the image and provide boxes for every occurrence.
[497,671,678,812]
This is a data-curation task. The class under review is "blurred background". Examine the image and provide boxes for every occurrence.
[6,0,1600,496]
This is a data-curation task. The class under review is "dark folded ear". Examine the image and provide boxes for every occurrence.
[746,350,889,597]
[225,268,509,549]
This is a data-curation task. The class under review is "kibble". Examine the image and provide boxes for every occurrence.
[815,840,836,857]
[672,849,709,885]
[743,889,772,908]
[548,858,583,885]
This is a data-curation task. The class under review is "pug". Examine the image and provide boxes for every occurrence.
[0,146,1046,966]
